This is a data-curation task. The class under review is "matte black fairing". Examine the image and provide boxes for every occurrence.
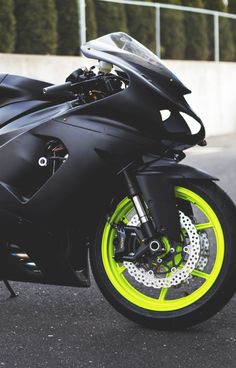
[0,100,157,286]
[81,33,205,149]
[0,33,211,289]
[0,74,72,127]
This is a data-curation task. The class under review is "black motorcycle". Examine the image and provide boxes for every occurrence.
[0,33,235,329]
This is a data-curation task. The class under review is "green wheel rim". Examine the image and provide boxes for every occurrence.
[101,186,225,311]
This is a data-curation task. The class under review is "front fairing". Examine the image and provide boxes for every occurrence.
[81,33,205,150]
[82,34,197,117]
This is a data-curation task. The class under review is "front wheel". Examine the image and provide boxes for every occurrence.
[90,182,236,329]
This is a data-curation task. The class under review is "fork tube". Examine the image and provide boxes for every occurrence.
[123,169,155,239]
[132,195,149,224]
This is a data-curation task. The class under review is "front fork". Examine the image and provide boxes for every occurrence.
[122,167,182,254]
[122,169,162,255]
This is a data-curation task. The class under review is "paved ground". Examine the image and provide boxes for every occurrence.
[0,134,236,368]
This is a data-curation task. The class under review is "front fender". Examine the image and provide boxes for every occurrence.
[136,160,217,241]
[139,158,218,181]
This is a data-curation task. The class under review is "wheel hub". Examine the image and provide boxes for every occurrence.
[123,211,201,289]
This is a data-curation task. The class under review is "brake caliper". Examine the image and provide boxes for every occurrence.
[123,211,202,289]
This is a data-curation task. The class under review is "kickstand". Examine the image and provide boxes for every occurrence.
[2,280,18,298]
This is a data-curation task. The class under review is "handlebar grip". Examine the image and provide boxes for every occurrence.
[43,82,72,96]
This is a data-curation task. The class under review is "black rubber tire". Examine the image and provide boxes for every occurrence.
[90,182,236,329]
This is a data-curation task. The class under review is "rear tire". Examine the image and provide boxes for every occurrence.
[90,182,236,329]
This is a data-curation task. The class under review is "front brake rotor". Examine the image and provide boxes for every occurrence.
[123,211,201,289]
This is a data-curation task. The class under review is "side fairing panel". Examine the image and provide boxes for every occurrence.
[0,74,73,127]
[0,106,155,286]
[0,110,154,229]
[0,100,52,126]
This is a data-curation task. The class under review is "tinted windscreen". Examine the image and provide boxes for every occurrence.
[82,33,191,96]
[109,33,161,64]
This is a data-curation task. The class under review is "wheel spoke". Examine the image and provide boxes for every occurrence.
[117,265,126,274]
[122,218,129,225]
[195,222,213,231]
[159,287,168,301]
[191,269,210,280]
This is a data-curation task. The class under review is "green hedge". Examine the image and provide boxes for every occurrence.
[155,0,186,59]
[228,0,236,61]
[204,0,235,61]
[95,2,128,36]
[15,0,57,54]
[126,0,155,52]
[86,0,98,41]
[56,0,79,55]
[0,0,16,53]
[181,0,210,60]
[0,0,235,60]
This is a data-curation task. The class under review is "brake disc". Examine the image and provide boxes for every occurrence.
[197,231,210,271]
[123,211,201,289]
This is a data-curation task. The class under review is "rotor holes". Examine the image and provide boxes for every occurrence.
[124,211,201,289]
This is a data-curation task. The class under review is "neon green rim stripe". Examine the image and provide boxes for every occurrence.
[101,186,225,311]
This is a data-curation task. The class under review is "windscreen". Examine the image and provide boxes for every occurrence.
[93,33,161,65]
[84,33,169,71]
[82,33,191,96]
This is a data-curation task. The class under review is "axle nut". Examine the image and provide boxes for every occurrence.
[149,240,161,252]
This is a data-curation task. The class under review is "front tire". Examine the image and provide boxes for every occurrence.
[90,182,236,329]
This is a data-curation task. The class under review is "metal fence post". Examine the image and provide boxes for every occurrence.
[156,5,161,58]
[78,0,86,48]
[214,13,220,62]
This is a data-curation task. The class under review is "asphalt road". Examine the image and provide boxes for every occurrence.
[0,134,236,368]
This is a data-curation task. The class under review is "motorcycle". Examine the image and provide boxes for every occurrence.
[0,32,236,329]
